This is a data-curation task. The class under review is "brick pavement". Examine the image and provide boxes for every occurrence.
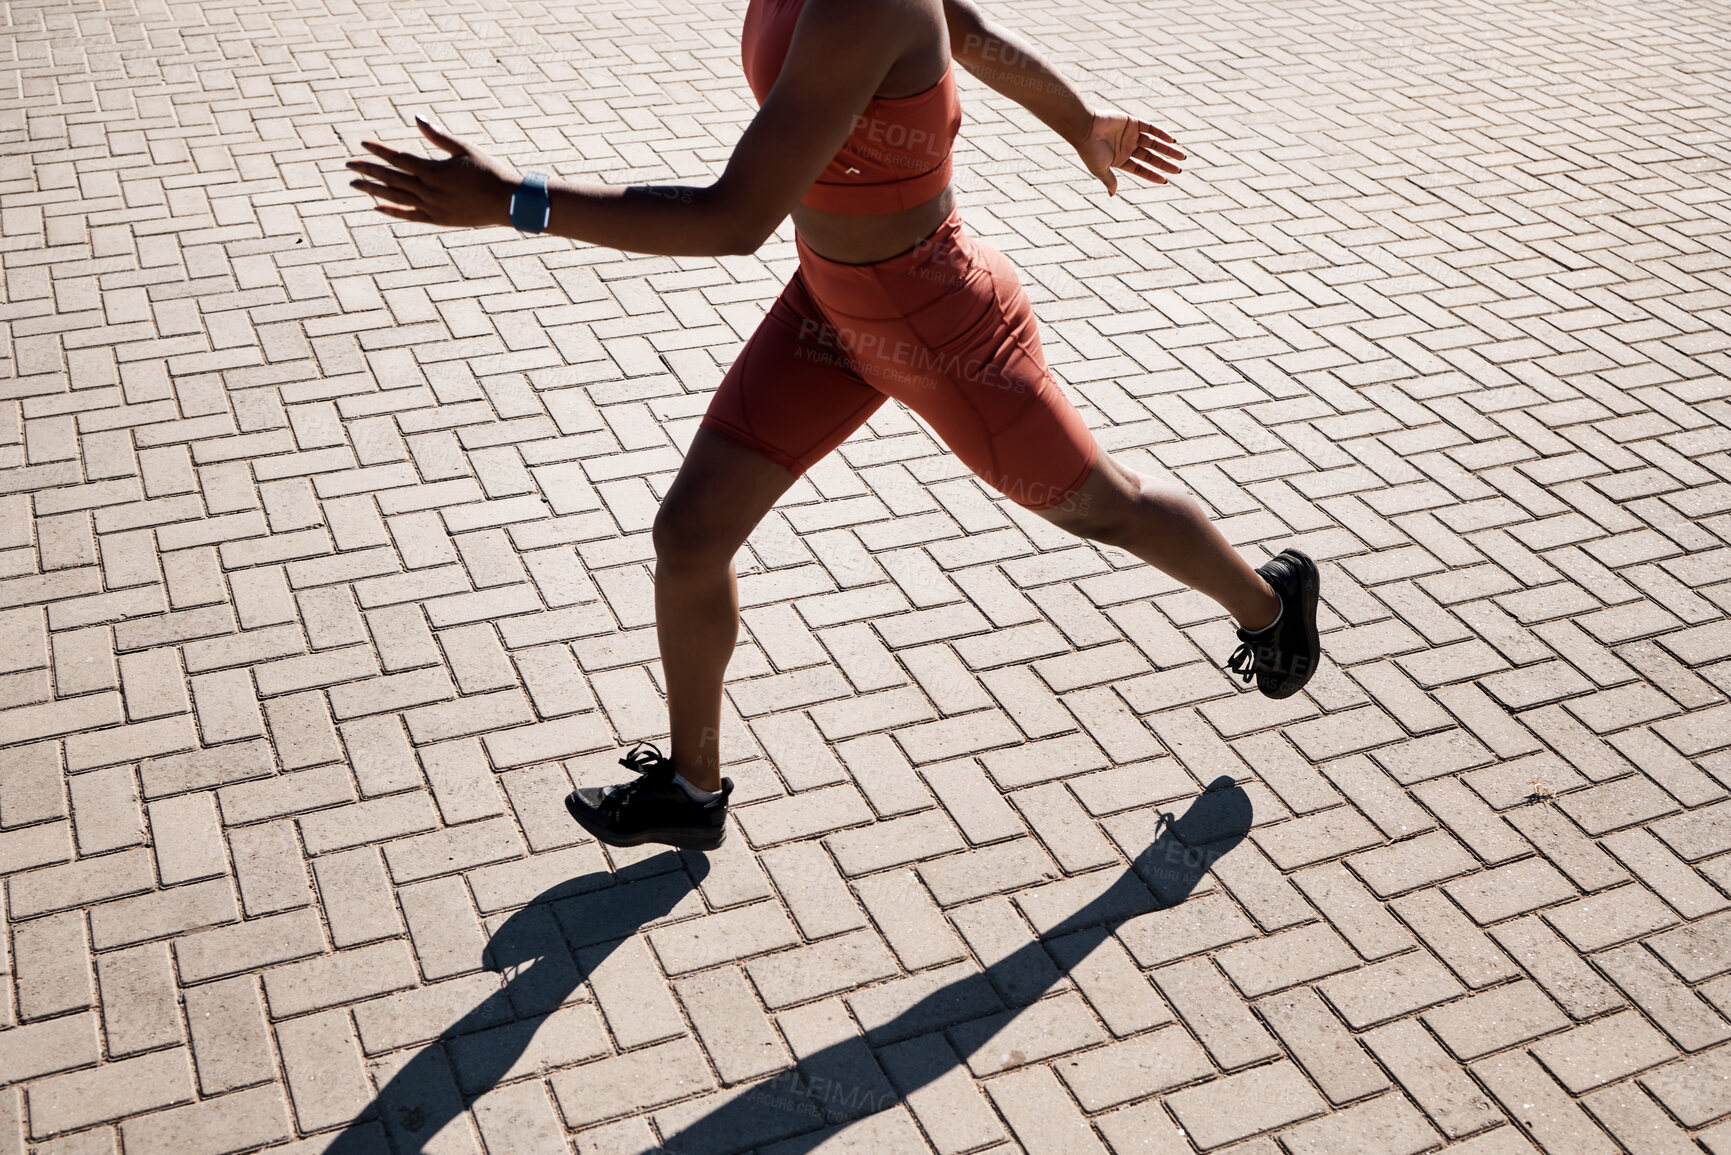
[2,0,1730,1148]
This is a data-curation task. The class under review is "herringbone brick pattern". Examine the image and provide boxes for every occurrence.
[2,0,1730,1148]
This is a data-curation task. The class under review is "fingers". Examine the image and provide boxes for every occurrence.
[416,115,466,155]
[1137,133,1186,162]
[349,178,427,209]
[1131,145,1183,174]
[1137,119,1178,145]
[346,159,426,193]
[1120,158,1167,185]
[359,139,434,175]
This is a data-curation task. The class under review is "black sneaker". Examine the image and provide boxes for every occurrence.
[565,743,732,851]
[1226,549,1321,700]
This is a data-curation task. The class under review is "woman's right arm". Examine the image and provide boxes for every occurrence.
[944,0,1184,194]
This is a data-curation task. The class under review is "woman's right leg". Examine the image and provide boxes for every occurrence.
[652,427,798,792]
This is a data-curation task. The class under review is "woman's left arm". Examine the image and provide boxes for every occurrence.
[346,0,919,257]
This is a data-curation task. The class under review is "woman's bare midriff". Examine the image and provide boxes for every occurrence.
[790,40,953,265]
[792,188,954,264]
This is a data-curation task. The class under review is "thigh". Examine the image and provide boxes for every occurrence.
[700,270,889,478]
[848,238,1098,510]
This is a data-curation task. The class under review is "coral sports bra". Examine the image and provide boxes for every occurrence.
[742,0,962,214]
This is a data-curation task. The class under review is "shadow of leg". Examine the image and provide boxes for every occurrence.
[653,778,1252,1155]
[322,859,709,1154]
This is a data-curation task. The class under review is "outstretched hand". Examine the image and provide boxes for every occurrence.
[346,117,519,228]
[1078,111,1185,195]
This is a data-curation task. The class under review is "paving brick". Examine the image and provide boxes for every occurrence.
[311,845,403,947]
[853,868,967,970]
[379,813,522,881]
[13,910,93,1020]
[1391,888,1519,989]
[263,939,419,1018]
[1650,909,1731,982]
[229,819,313,916]
[173,907,326,984]
[1581,1080,1700,1155]
[145,791,227,885]
[983,1064,1111,1155]
[1423,979,1569,1061]
[1531,1009,1678,1093]
[1544,883,1680,952]
[1253,805,1383,870]
[1640,1045,1731,1127]
[184,975,276,1095]
[823,806,961,875]
[0,820,72,879]
[0,740,65,828]
[1292,862,1415,959]
[411,741,505,831]
[448,1001,610,1097]
[922,758,1024,845]
[878,1033,1007,1155]
[1164,1061,1326,1150]
[847,961,1004,1046]
[1053,1023,1208,1111]
[139,738,275,799]
[1321,950,1466,1029]
[676,965,790,1084]
[833,733,934,816]
[276,1008,375,1133]
[1348,830,1478,898]
[1504,805,1630,892]
[1117,891,1256,969]
[1258,986,1387,1105]
[1151,957,1280,1069]
[118,1085,293,1155]
[1362,1018,1504,1139]
[1473,1051,1619,1155]
[1216,922,1357,998]
[95,942,181,1056]
[1046,927,1172,1036]
[649,900,801,975]
[775,996,900,1125]
[551,1037,716,1129]
[1597,942,1731,1052]
[1277,1092,1441,1155]
[89,877,239,950]
[1445,857,1577,925]
[950,896,1062,1006]
[1488,915,1625,1021]
[746,927,899,1010]
[0,1011,100,1084]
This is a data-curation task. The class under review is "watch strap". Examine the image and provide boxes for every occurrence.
[510,171,551,233]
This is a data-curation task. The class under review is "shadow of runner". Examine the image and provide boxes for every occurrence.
[323,857,710,1154]
[652,775,1251,1155]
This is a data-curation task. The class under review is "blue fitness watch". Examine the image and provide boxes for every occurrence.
[510,172,551,233]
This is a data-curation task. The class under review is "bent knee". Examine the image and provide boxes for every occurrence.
[652,503,736,570]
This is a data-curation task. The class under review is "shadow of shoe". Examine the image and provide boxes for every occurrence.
[323,856,710,1154]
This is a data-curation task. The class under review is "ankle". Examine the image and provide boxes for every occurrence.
[1240,585,1283,635]
[673,771,724,803]
[673,758,724,796]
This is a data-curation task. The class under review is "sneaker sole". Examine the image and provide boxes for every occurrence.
[564,791,727,851]
[1264,550,1321,700]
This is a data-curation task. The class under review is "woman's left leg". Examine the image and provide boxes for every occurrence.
[795,217,1320,698]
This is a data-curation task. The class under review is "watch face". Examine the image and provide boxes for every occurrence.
[511,176,551,233]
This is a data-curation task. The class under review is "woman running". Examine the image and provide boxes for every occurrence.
[347,0,1322,852]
